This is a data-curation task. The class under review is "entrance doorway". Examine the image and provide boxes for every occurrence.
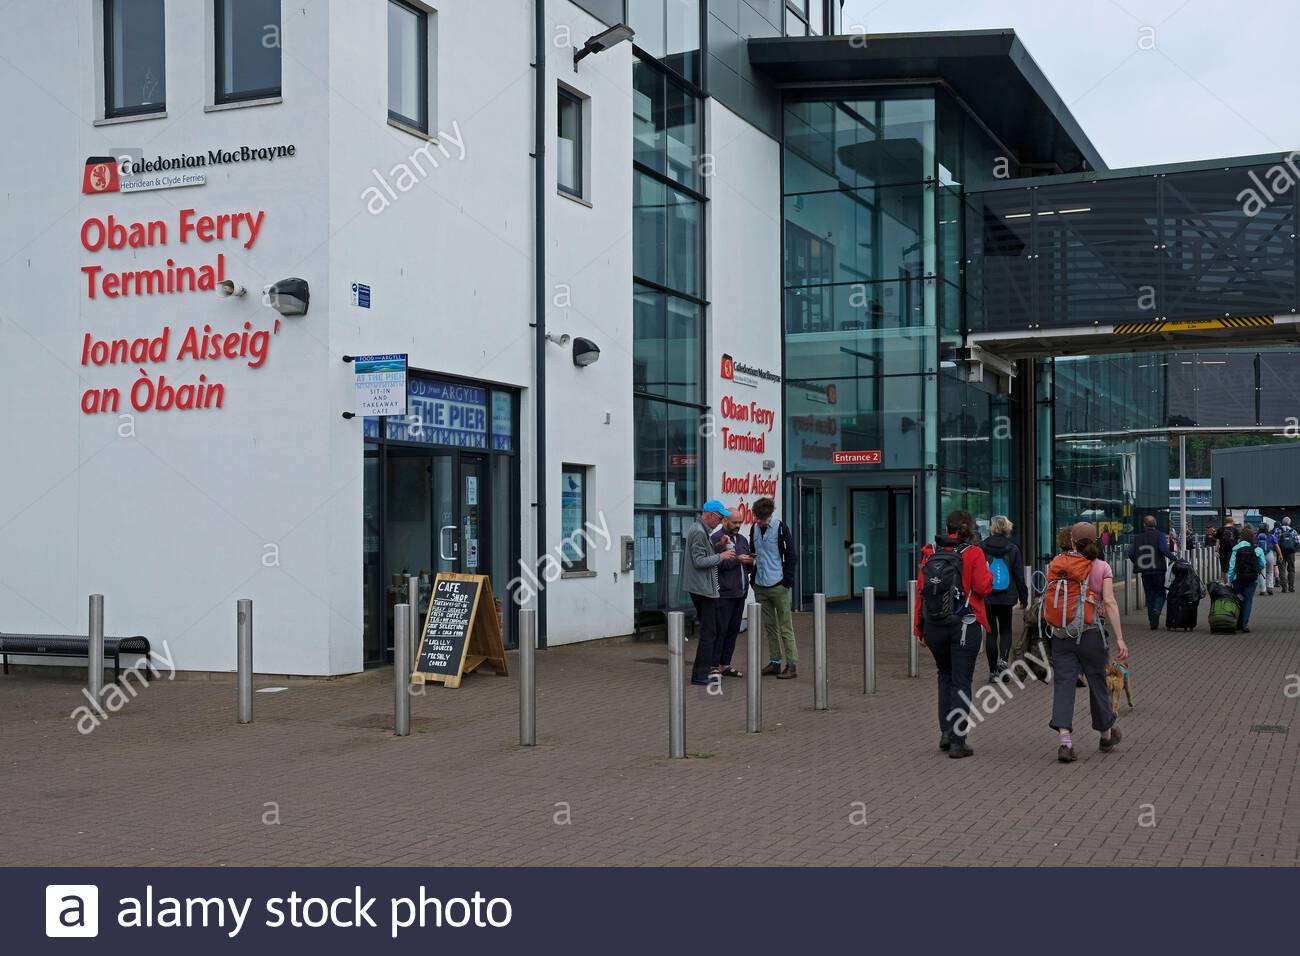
[361,376,519,665]
[848,487,915,599]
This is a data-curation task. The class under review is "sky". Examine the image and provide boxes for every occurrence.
[840,0,1300,170]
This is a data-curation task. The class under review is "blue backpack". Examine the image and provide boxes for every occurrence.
[989,555,1011,592]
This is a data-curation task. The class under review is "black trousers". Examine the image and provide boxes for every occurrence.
[984,604,1014,674]
[925,619,984,743]
[1283,551,1296,591]
[713,596,746,668]
[1049,627,1114,733]
[689,593,720,681]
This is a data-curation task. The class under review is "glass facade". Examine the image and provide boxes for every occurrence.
[782,94,937,477]
[631,40,706,614]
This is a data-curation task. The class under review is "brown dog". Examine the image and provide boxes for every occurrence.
[1106,660,1133,713]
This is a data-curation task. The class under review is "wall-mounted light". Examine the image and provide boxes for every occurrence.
[572,337,600,368]
[265,277,309,316]
[574,23,634,67]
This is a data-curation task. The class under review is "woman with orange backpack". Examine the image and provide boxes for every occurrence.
[1042,521,1130,763]
[913,510,994,759]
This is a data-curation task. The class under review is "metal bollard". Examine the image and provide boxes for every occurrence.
[746,601,762,733]
[1123,560,1130,616]
[668,611,685,758]
[393,602,410,737]
[237,598,253,724]
[87,594,104,701]
[862,586,876,694]
[813,592,828,711]
[407,575,420,664]
[519,608,536,746]
[907,580,919,677]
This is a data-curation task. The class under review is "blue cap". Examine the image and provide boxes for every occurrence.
[702,499,730,517]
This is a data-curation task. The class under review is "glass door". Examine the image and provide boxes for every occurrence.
[849,486,915,599]
[798,479,824,606]
[893,489,915,596]
[459,455,487,577]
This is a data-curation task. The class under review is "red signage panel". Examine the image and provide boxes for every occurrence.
[832,450,882,465]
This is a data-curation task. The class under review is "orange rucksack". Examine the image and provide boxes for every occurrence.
[1041,552,1099,638]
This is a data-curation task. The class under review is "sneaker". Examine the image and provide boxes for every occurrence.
[760,662,781,677]
[987,671,999,684]
[1100,725,1123,753]
[948,740,973,759]
[939,733,951,752]
[777,663,798,680]
[1057,745,1078,763]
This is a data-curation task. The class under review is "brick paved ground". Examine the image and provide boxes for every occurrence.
[4,577,1300,866]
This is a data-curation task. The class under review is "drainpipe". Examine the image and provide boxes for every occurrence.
[532,0,548,646]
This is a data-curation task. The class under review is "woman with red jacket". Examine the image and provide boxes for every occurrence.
[913,510,994,759]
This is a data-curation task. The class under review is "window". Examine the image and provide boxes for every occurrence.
[388,0,429,132]
[215,0,282,104]
[561,466,589,571]
[104,0,166,118]
[628,0,701,83]
[557,89,584,198]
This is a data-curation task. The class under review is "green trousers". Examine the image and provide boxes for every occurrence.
[754,584,797,663]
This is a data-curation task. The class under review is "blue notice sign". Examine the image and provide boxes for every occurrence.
[351,282,371,308]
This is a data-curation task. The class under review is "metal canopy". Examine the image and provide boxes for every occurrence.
[747,29,1105,173]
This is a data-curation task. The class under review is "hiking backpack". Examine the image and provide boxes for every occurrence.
[1235,545,1261,582]
[1041,552,1099,639]
[1208,584,1241,633]
[921,547,968,627]
[1219,526,1239,551]
[1281,526,1300,553]
[988,555,1011,592]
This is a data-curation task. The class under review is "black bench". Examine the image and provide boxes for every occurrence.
[0,633,152,684]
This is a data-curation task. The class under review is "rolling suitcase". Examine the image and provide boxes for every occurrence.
[1165,594,1199,632]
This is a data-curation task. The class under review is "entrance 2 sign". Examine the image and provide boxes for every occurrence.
[353,354,408,416]
[833,450,882,465]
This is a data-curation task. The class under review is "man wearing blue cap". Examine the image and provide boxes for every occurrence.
[684,499,736,685]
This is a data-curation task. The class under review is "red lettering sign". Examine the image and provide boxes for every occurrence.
[832,450,882,465]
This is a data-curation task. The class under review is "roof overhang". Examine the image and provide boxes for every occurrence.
[748,30,1106,173]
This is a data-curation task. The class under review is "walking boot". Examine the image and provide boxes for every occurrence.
[760,661,781,677]
[777,662,798,679]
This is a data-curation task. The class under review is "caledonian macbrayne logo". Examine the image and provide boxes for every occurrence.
[82,156,120,195]
[720,353,735,380]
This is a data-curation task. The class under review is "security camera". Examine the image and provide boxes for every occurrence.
[264,277,310,316]
[217,279,247,298]
[545,331,571,346]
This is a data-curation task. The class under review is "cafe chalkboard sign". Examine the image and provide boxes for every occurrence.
[411,573,508,688]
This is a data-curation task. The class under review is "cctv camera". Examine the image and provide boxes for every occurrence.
[217,279,247,298]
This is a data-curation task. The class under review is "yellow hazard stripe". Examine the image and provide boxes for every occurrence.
[1113,315,1275,335]
[1112,320,1166,335]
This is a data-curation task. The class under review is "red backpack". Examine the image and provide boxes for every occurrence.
[1041,552,1100,638]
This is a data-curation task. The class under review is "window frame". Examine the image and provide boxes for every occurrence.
[561,465,590,572]
[557,87,585,199]
[213,0,283,106]
[387,0,430,134]
[103,0,167,119]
